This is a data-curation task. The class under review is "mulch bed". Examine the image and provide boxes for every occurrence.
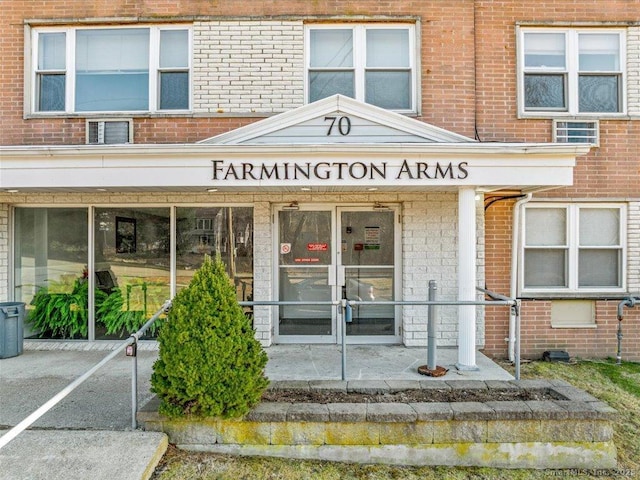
[261,388,563,404]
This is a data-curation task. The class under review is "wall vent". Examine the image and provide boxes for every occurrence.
[86,119,133,145]
[553,120,599,146]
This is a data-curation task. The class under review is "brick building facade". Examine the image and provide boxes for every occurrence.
[1,1,638,363]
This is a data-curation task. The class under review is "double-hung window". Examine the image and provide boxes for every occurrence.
[519,28,625,116]
[32,25,191,114]
[522,204,626,294]
[306,24,416,112]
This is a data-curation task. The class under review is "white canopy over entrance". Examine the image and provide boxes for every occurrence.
[0,95,590,368]
[1,95,588,194]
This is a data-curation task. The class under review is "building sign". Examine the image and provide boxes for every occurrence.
[212,159,468,183]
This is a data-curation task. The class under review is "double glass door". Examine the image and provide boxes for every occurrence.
[276,206,399,343]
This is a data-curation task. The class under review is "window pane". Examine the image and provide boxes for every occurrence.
[94,208,170,339]
[38,74,65,111]
[309,71,354,102]
[76,28,149,70]
[367,29,409,68]
[310,29,353,68]
[526,208,566,246]
[579,34,619,71]
[578,249,620,287]
[38,32,66,70]
[76,72,149,111]
[579,75,619,112]
[524,32,565,68]
[365,71,411,109]
[160,30,188,68]
[160,72,189,109]
[76,29,149,111]
[524,249,567,287]
[176,207,253,301]
[14,208,89,340]
[580,208,619,246]
[524,74,566,109]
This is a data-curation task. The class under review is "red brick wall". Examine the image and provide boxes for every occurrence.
[477,1,640,361]
[483,199,515,359]
[516,301,640,362]
[474,0,640,198]
[0,0,477,145]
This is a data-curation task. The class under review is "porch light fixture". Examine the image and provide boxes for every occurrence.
[5,189,19,193]
[207,188,218,192]
[300,187,311,191]
[282,201,300,211]
[373,202,390,210]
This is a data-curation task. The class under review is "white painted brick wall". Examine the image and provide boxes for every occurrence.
[628,201,640,293]
[193,21,305,114]
[628,27,640,117]
[401,192,485,348]
[252,201,273,347]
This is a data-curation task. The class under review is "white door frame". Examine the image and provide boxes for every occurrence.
[273,203,402,344]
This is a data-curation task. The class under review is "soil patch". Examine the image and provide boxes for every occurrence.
[261,388,563,404]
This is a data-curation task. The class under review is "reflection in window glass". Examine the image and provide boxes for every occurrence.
[14,208,88,339]
[94,208,170,339]
[176,207,253,302]
[524,74,566,110]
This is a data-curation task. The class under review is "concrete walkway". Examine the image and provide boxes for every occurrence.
[0,341,512,479]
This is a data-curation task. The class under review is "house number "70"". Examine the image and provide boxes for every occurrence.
[324,116,352,136]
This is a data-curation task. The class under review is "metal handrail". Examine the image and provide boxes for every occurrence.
[241,284,520,380]
[0,299,171,450]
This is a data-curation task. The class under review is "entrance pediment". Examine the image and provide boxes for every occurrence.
[198,95,475,145]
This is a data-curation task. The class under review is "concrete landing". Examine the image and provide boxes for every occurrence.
[0,430,167,480]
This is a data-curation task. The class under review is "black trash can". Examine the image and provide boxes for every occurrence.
[0,302,26,359]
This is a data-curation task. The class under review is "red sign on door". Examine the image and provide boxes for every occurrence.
[307,243,328,251]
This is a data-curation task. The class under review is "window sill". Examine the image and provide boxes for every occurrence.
[551,323,597,329]
[519,292,629,300]
[24,111,194,120]
[517,112,632,121]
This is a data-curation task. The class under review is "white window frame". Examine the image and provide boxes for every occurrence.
[29,25,192,115]
[517,27,626,118]
[521,203,627,295]
[304,23,417,114]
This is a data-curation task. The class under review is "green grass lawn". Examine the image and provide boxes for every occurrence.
[151,358,640,480]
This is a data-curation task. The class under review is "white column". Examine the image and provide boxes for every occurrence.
[457,187,478,370]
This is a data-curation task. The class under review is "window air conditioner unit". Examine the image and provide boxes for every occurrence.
[86,119,133,145]
[553,120,599,146]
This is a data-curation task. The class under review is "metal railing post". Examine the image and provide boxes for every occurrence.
[131,339,138,429]
[341,299,350,381]
[427,280,438,371]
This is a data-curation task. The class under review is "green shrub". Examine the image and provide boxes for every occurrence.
[151,254,269,419]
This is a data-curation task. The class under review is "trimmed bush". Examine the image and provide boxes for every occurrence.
[151,254,268,418]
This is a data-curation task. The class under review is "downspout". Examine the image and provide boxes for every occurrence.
[509,193,532,362]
